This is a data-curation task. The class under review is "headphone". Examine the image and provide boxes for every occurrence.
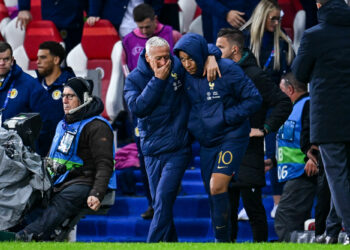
[67,77,94,114]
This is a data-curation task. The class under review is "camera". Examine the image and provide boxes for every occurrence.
[44,157,67,175]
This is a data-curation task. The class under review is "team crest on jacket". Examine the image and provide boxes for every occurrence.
[171,71,182,91]
[209,82,215,90]
[207,82,221,100]
[10,88,18,99]
[52,90,62,100]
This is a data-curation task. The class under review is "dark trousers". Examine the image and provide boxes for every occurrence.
[315,164,332,236]
[24,184,91,240]
[144,148,190,242]
[319,142,350,235]
[136,138,152,207]
[274,175,317,241]
[229,186,268,242]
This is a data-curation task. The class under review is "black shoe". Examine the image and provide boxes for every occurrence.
[141,207,154,220]
[315,233,338,244]
[344,235,350,245]
[15,230,33,242]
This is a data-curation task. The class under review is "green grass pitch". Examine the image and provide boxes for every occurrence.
[0,242,348,250]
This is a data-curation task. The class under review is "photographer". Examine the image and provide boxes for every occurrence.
[14,77,114,241]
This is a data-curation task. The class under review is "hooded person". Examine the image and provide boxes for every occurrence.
[11,77,115,241]
[173,33,262,242]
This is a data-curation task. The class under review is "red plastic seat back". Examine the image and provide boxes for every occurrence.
[23,20,63,69]
[81,20,120,119]
[0,2,9,21]
[31,0,42,20]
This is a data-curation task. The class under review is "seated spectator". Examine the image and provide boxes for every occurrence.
[2,77,114,241]
[35,41,75,156]
[17,0,88,52]
[196,0,260,42]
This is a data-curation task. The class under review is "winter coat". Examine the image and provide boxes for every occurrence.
[292,0,350,144]
[173,33,262,147]
[35,67,75,156]
[124,50,190,156]
[54,97,114,202]
[235,49,292,187]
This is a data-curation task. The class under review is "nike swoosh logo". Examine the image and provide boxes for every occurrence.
[216,225,226,229]
[217,166,228,169]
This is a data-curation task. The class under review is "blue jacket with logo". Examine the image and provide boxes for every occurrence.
[0,62,58,155]
[35,67,75,156]
[173,33,262,147]
[124,50,190,156]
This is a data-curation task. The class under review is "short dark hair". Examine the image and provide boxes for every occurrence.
[282,72,307,92]
[133,3,155,22]
[0,42,13,56]
[217,28,245,53]
[39,41,66,64]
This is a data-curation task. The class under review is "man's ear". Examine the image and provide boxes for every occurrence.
[145,53,150,63]
[53,56,60,65]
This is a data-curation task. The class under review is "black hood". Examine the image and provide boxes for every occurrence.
[237,49,259,69]
[318,0,350,26]
[65,96,104,124]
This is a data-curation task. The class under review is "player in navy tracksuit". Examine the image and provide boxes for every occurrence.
[174,33,262,242]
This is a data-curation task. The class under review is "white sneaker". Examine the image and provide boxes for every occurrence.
[270,204,278,218]
[238,208,249,221]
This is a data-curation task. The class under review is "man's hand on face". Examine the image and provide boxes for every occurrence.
[150,58,171,80]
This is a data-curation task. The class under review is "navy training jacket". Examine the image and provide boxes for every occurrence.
[124,50,190,156]
[174,33,262,147]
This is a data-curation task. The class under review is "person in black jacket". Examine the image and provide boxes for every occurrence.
[292,0,350,245]
[216,28,292,242]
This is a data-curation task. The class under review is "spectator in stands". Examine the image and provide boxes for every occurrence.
[241,0,295,217]
[196,0,260,42]
[216,28,292,242]
[35,41,75,156]
[122,3,181,220]
[0,41,57,156]
[17,0,88,52]
[124,36,221,242]
[10,77,114,241]
[174,33,262,242]
[274,72,317,242]
[87,0,163,38]
[292,0,350,245]
[123,3,181,73]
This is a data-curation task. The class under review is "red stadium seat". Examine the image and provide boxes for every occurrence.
[67,20,124,121]
[31,0,42,21]
[13,20,63,73]
[278,0,303,40]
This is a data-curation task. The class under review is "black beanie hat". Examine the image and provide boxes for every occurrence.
[64,77,93,103]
